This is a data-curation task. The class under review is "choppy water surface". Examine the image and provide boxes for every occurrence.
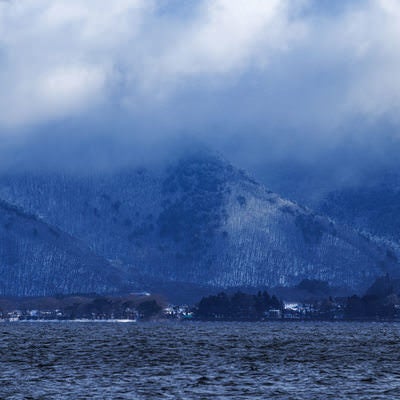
[1,322,400,399]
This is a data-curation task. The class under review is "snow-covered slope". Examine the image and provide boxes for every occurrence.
[0,152,397,292]
[0,199,122,296]
[319,175,400,243]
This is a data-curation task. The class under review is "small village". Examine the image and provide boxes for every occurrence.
[1,276,399,322]
[2,296,400,322]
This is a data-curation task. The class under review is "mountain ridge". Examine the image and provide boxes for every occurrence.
[0,151,398,295]
[0,198,123,296]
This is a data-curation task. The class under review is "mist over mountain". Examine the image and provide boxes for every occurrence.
[3,4,400,400]
[1,1,400,297]
[318,172,400,243]
[0,150,397,296]
[250,141,400,247]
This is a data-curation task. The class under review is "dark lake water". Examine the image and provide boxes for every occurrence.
[1,322,400,399]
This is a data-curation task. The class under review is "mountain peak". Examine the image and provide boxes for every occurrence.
[0,152,398,295]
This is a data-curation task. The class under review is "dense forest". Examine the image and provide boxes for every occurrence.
[344,275,399,320]
[195,276,400,321]
[196,291,283,320]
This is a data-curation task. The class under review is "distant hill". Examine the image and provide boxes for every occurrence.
[0,199,123,296]
[0,151,398,295]
[319,176,400,242]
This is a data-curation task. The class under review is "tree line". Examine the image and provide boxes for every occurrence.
[196,291,283,320]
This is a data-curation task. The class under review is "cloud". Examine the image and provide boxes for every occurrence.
[340,0,400,119]
[0,0,400,151]
[147,1,304,77]
[0,0,150,127]
[0,0,305,128]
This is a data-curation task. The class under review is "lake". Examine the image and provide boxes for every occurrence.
[0,321,399,399]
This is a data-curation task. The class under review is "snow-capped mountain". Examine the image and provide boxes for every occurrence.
[0,151,397,295]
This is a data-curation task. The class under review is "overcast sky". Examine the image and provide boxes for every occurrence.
[1,0,400,174]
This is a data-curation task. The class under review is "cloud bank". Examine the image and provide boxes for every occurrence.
[0,0,400,171]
